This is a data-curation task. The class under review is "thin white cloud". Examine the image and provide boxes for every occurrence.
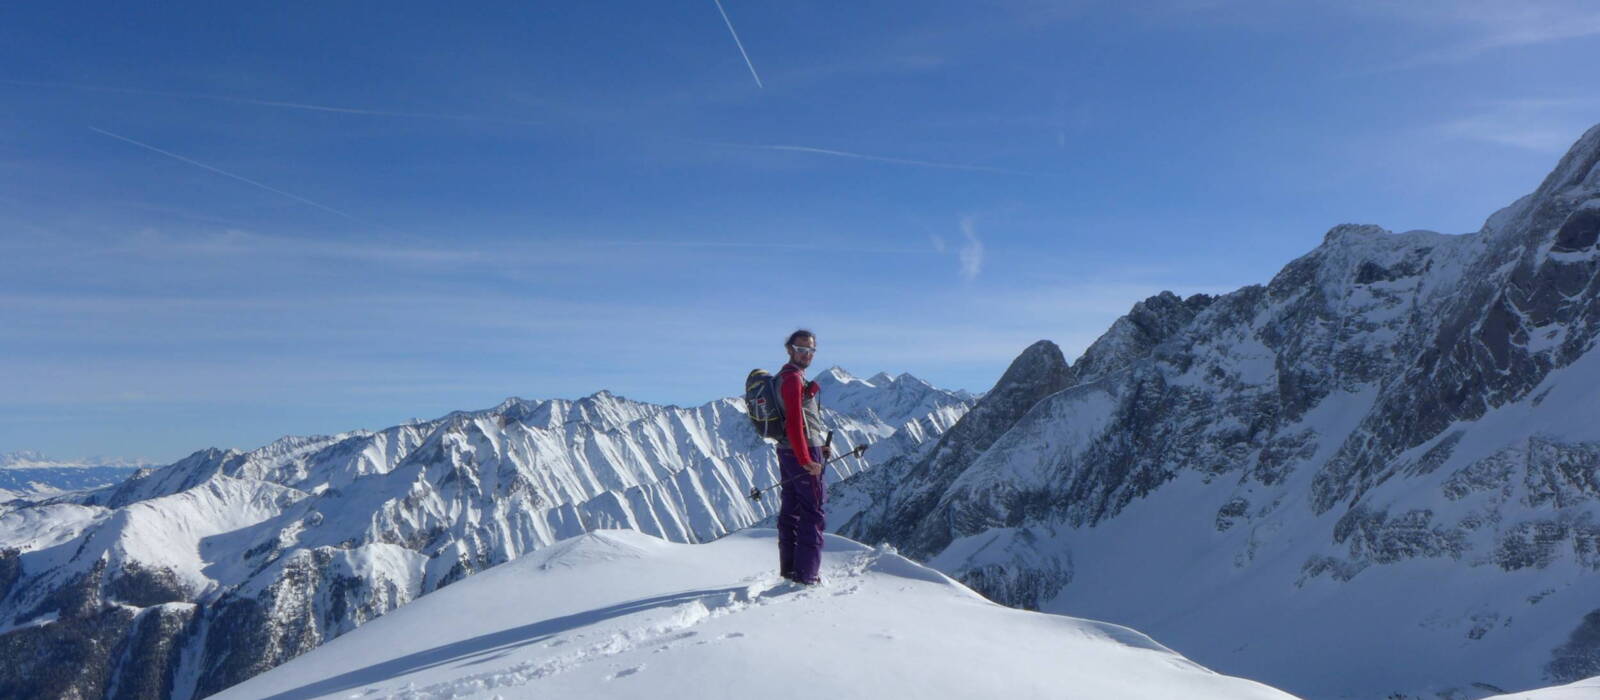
[114,228,483,266]
[958,217,984,281]
[710,0,764,88]
[582,238,925,255]
[3,79,542,126]
[1418,0,1600,48]
[1343,0,1600,67]
[1131,1,1600,70]
[90,127,390,230]
[726,143,1040,175]
[1435,98,1600,153]
[930,234,947,253]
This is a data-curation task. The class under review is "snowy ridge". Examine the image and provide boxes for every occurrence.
[207,529,1298,700]
[0,374,972,699]
[833,123,1600,699]
[815,366,977,434]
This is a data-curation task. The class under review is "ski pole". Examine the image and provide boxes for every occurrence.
[747,443,868,502]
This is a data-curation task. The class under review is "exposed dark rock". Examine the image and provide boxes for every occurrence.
[1496,520,1574,571]
[1298,554,1369,584]
[1405,431,1465,478]
[1547,608,1600,683]
[0,604,137,700]
[194,554,327,698]
[1072,291,1214,383]
[837,340,1073,559]
[1552,207,1600,252]
[956,562,1068,612]
[0,548,19,604]
[1522,440,1600,508]
[107,562,188,609]
[1331,507,1466,565]
[1216,498,1250,532]
[26,559,108,622]
[107,604,196,700]
[1443,446,1519,501]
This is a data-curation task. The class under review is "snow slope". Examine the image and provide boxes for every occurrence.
[209,529,1298,700]
[1484,677,1600,700]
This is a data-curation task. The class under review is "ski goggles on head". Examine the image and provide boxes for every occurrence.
[788,345,817,355]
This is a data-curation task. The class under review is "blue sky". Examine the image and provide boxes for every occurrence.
[3,1,1599,463]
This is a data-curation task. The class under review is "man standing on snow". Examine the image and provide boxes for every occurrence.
[775,329,831,584]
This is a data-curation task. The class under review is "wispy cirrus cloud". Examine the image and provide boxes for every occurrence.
[1435,98,1600,153]
[1345,0,1600,67]
[715,143,1042,175]
[2,78,542,126]
[1130,1,1600,70]
[110,228,484,266]
[90,126,393,231]
[958,217,984,281]
[581,238,926,255]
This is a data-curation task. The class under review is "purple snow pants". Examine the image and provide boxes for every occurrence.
[776,446,826,583]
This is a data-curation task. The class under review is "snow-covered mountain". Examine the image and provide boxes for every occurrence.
[208,528,1299,700]
[814,367,977,432]
[0,376,972,700]
[834,123,1600,699]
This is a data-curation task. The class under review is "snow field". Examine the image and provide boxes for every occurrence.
[209,529,1299,700]
[1483,676,1600,699]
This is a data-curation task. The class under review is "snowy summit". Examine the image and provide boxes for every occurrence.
[210,528,1296,700]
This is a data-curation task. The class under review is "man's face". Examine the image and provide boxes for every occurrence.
[787,336,816,369]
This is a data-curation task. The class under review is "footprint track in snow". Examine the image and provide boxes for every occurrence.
[606,665,643,680]
[382,552,898,698]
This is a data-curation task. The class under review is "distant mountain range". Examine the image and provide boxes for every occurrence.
[0,452,152,502]
[0,451,157,469]
[0,371,972,699]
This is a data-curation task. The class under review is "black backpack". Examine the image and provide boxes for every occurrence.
[744,369,785,440]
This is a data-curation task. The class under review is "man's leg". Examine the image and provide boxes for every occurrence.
[775,448,801,581]
[792,446,826,583]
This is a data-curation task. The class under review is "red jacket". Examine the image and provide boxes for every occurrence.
[779,363,819,458]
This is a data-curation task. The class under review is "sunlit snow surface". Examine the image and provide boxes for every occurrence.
[1485,677,1600,700]
[209,529,1298,700]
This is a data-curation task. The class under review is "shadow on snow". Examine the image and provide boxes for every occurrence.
[253,585,751,700]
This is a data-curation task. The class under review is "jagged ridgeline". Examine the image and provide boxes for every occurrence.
[833,123,1600,699]
[0,373,972,700]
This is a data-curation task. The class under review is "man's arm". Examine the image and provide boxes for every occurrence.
[780,370,817,469]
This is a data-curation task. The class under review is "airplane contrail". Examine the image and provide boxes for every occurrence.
[738,143,1039,175]
[710,0,764,88]
[89,127,385,229]
[4,79,540,126]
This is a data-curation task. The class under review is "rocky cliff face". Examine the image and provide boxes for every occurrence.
[833,124,1600,699]
[0,377,971,699]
